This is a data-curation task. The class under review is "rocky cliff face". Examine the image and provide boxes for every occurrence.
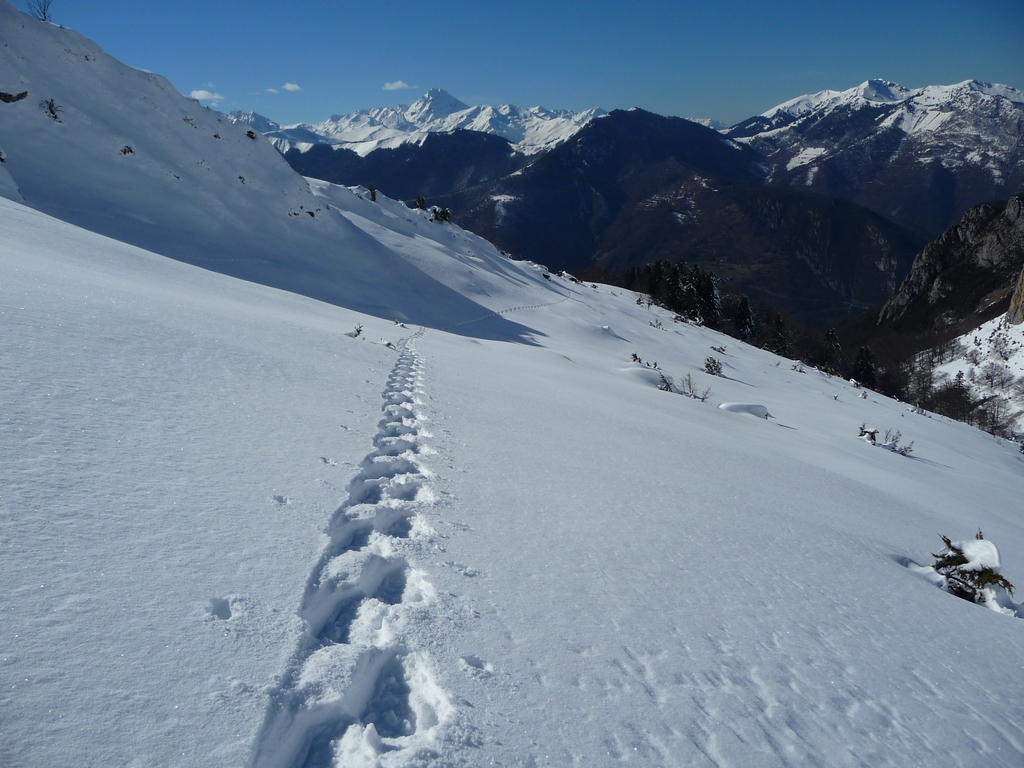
[878,195,1024,333]
[1008,264,1024,324]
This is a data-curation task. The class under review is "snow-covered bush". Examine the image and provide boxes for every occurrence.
[930,532,1016,613]
[859,425,913,455]
[704,356,723,376]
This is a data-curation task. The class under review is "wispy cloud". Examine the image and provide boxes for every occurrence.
[383,80,415,91]
[282,83,302,92]
[266,88,279,94]
[190,89,224,104]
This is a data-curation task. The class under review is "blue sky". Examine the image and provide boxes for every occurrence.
[42,0,1024,125]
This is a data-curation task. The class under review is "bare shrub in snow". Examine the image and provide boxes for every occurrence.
[860,425,914,455]
[39,98,62,122]
[27,0,53,22]
[678,373,713,402]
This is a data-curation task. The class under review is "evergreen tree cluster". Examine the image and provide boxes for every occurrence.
[623,259,721,327]
[618,257,1020,439]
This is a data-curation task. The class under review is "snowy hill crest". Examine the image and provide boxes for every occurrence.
[0,1,559,334]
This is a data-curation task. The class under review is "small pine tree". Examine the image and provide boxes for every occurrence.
[415,195,427,210]
[823,327,843,375]
[734,295,754,339]
[931,532,1015,605]
[766,313,791,357]
[852,346,876,389]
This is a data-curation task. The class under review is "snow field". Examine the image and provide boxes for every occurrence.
[409,286,1024,766]
[4,198,1024,766]
[251,334,453,768]
[0,199,414,766]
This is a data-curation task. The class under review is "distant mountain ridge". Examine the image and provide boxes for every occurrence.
[229,88,605,157]
[432,108,924,326]
[243,77,1021,326]
[728,78,1024,236]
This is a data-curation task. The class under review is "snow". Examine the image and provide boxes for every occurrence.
[957,538,1003,571]
[785,146,828,171]
[755,77,1024,141]
[763,79,914,121]
[0,5,556,333]
[4,4,1024,766]
[234,88,606,156]
[6,191,1024,766]
[935,315,1024,433]
[718,402,773,419]
[687,117,728,131]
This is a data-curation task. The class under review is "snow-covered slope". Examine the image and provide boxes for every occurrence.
[0,3,556,332]
[231,88,606,157]
[4,194,1024,767]
[936,314,1024,434]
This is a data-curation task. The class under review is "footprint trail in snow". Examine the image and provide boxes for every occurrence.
[251,331,451,768]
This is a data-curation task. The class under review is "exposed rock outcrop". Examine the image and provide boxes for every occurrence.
[1008,265,1024,324]
[877,194,1024,334]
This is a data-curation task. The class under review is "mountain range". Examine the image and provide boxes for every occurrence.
[729,79,1024,237]
[229,88,605,157]
[255,80,1022,326]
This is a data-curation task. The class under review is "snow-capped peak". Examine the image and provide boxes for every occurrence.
[762,78,913,120]
[687,118,729,132]
[225,110,280,133]
[404,87,470,124]
[855,78,913,103]
[760,78,1021,123]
